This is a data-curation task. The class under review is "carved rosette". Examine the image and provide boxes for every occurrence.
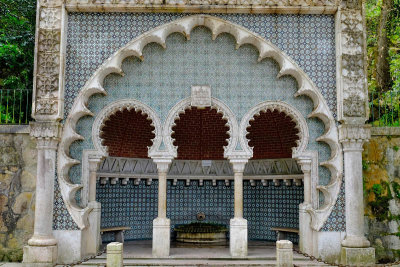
[337,0,367,123]
[33,0,64,120]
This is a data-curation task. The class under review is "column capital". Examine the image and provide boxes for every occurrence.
[339,124,371,151]
[152,157,173,173]
[295,157,312,174]
[30,121,62,149]
[229,158,248,173]
[88,154,104,172]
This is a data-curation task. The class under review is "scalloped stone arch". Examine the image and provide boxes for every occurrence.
[58,14,342,230]
[92,99,162,157]
[240,101,309,157]
[162,97,239,159]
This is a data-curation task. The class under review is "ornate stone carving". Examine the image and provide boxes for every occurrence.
[92,99,162,156]
[30,121,62,140]
[58,15,342,231]
[33,1,63,119]
[338,5,367,122]
[191,85,211,108]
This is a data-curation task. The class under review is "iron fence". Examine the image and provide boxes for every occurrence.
[369,90,400,127]
[0,89,33,125]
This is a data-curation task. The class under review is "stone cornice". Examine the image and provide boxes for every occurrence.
[64,0,339,14]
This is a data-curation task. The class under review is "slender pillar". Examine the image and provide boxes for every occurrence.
[339,125,375,265]
[23,122,61,265]
[229,158,248,257]
[85,155,103,255]
[296,157,313,255]
[152,158,172,257]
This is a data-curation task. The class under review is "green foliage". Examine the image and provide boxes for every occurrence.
[367,0,400,125]
[0,248,23,262]
[367,181,393,221]
[0,0,36,89]
[392,181,400,199]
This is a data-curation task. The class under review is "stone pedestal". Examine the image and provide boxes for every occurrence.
[341,247,375,266]
[107,242,123,267]
[230,218,248,257]
[276,240,293,267]
[85,201,102,255]
[152,217,171,257]
[298,203,313,255]
[23,245,57,266]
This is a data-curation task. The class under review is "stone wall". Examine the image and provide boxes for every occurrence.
[363,127,400,263]
[0,126,36,261]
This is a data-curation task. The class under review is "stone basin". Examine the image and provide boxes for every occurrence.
[174,222,228,243]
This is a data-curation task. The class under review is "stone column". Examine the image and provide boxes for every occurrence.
[23,122,61,265]
[85,155,103,255]
[296,157,313,255]
[229,159,248,257]
[152,158,172,257]
[339,124,375,265]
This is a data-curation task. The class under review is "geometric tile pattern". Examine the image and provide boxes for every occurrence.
[321,180,346,231]
[65,13,337,119]
[98,180,303,243]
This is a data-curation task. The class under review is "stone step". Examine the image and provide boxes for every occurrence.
[75,258,333,266]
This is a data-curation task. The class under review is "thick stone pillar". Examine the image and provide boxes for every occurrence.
[152,158,172,257]
[23,122,61,266]
[229,159,248,257]
[85,155,103,255]
[339,124,375,265]
[296,157,313,255]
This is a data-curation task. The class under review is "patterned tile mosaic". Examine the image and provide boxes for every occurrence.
[65,13,337,119]
[98,180,302,243]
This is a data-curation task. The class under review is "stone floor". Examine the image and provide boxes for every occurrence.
[76,240,335,266]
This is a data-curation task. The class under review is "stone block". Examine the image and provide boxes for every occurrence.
[23,245,57,266]
[107,242,123,267]
[152,217,170,257]
[340,247,375,266]
[230,218,247,257]
[276,240,293,267]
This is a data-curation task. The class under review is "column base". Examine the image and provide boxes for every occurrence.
[230,218,247,257]
[299,203,313,256]
[23,244,57,266]
[340,247,375,266]
[341,235,370,248]
[152,217,170,257]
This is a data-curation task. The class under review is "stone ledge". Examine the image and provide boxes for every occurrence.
[65,4,338,14]
[0,125,30,134]
[371,127,400,136]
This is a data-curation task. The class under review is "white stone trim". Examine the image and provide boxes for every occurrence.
[92,99,162,156]
[58,15,342,230]
[64,0,339,14]
[162,97,238,159]
[240,101,309,157]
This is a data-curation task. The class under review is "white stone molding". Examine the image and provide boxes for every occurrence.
[92,99,162,156]
[32,0,66,121]
[240,101,309,158]
[58,15,342,229]
[336,0,368,124]
[163,97,238,159]
[64,0,339,14]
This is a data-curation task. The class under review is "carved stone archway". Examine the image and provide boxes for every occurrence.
[57,15,342,247]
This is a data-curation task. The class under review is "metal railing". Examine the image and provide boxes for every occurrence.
[0,89,33,125]
[369,91,400,127]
